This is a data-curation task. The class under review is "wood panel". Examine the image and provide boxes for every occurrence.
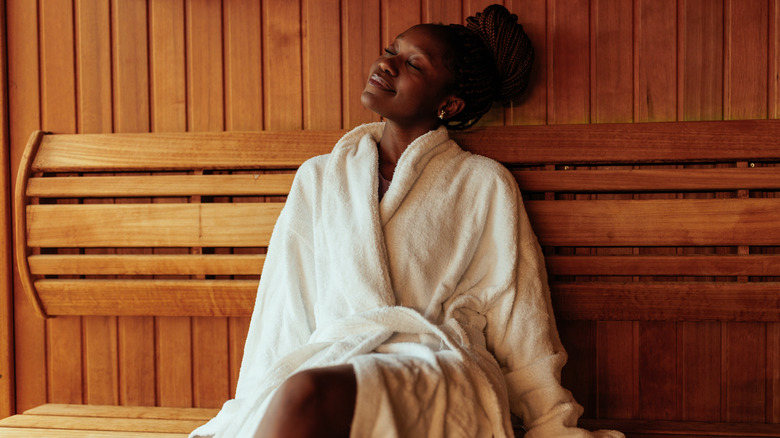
[187,0,230,409]
[75,0,118,408]
[8,0,47,415]
[111,0,156,409]
[4,0,780,430]
[0,0,13,419]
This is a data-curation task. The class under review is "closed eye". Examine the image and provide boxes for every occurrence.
[384,48,396,55]
[407,61,420,71]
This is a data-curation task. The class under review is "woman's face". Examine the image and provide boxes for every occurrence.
[361,24,457,129]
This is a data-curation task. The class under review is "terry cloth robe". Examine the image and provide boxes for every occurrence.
[190,123,623,438]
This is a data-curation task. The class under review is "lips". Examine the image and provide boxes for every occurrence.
[368,73,395,92]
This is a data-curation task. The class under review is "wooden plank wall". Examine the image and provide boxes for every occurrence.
[2,0,779,426]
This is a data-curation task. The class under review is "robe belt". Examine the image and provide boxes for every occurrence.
[309,306,461,352]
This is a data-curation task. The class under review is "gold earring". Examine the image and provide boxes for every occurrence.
[438,109,447,120]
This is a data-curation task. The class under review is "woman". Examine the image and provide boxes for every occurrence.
[191,5,622,438]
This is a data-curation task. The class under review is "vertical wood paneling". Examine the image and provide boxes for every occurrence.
[508,0,548,125]
[423,0,462,24]
[186,0,224,132]
[75,0,118,407]
[723,323,766,422]
[342,0,380,127]
[548,0,589,124]
[639,322,678,420]
[382,0,421,53]
[40,0,83,405]
[591,0,636,421]
[263,0,303,130]
[112,0,156,407]
[112,0,150,133]
[592,0,633,123]
[633,1,679,422]
[635,0,676,122]
[302,0,343,129]
[150,0,193,408]
[187,0,231,409]
[8,0,46,414]
[724,0,768,120]
[681,322,721,421]
[224,0,262,130]
[4,0,780,424]
[723,0,769,423]
[0,0,14,418]
[680,0,724,120]
[770,322,780,423]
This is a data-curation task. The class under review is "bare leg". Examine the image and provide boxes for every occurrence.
[256,364,357,438]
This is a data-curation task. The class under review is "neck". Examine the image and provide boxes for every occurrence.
[377,120,439,172]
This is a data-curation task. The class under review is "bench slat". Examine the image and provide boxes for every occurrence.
[27,199,780,249]
[28,203,283,248]
[32,131,340,172]
[456,119,780,164]
[28,253,780,277]
[0,429,185,438]
[579,418,780,437]
[527,198,780,246]
[24,403,219,420]
[553,282,780,321]
[27,173,294,198]
[27,167,780,199]
[36,279,257,316]
[29,254,266,276]
[33,278,780,320]
[0,415,205,434]
[514,167,780,192]
[545,255,780,277]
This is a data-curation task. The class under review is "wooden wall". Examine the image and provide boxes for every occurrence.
[2,0,779,426]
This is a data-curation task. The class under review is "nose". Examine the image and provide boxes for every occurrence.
[378,58,397,76]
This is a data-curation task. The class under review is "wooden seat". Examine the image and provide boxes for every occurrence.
[11,120,780,436]
[0,404,218,437]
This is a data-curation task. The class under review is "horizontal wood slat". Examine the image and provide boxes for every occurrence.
[32,130,341,172]
[36,279,258,316]
[29,254,266,276]
[27,199,780,249]
[0,429,184,438]
[526,199,780,246]
[23,404,219,420]
[32,278,780,321]
[29,254,780,278]
[28,167,780,199]
[0,414,204,433]
[27,173,295,198]
[579,418,780,437]
[514,167,780,192]
[30,120,780,173]
[455,119,780,164]
[27,203,283,248]
[546,255,780,277]
[553,282,780,321]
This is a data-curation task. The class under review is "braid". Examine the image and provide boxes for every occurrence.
[437,4,534,130]
[467,4,534,103]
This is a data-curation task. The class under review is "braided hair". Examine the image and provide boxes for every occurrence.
[438,4,534,130]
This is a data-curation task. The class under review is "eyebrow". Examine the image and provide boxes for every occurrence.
[394,36,434,60]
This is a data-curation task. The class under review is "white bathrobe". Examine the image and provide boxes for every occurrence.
[191,123,622,438]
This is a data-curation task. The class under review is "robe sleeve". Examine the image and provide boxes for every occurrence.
[480,170,623,438]
[233,159,320,399]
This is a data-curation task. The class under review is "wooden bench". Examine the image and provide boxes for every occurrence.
[6,120,780,437]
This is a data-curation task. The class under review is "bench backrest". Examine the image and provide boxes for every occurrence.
[14,120,780,321]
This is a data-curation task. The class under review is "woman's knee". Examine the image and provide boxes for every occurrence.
[264,365,357,437]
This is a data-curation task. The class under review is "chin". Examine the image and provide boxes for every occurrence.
[360,91,383,117]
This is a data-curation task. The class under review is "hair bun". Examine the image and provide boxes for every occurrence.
[466,4,534,103]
